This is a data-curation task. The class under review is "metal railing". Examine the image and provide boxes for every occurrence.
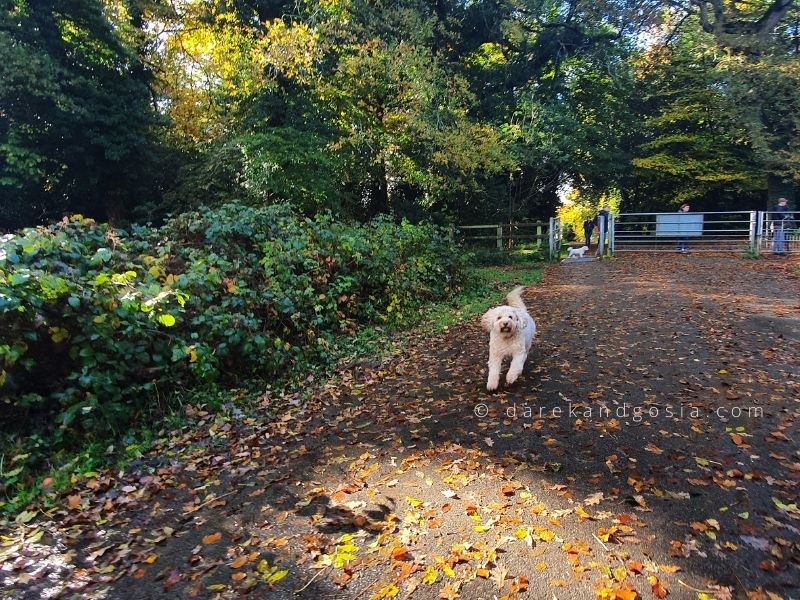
[759,211,800,254]
[458,211,798,259]
[549,217,561,259]
[612,211,767,253]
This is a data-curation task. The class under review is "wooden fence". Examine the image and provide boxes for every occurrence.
[455,222,550,250]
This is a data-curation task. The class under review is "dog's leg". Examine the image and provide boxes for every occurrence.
[486,357,501,391]
[505,352,527,386]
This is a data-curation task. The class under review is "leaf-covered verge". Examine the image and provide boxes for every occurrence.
[0,203,519,511]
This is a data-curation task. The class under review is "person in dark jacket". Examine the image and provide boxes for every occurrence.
[676,203,691,252]
[772,197,793,255]
[583,218,594,248]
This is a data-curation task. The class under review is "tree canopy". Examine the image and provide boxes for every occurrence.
[2,0,798,228]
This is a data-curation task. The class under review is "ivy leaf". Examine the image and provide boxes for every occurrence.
[157,313,176,327]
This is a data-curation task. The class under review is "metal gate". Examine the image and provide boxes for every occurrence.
[758,211,800,254]
[549,216,561,259]
[611,211,777,254]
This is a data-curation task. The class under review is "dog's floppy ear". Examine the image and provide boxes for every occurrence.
[481,307,497,332]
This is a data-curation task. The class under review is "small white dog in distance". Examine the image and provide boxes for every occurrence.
[481,286,536,392]
[567,245,589,258]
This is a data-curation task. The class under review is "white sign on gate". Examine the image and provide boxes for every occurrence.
[655,213,704,237]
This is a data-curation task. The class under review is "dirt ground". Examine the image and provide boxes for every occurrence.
[2,254,799,600]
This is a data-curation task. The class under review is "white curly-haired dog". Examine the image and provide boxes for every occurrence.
[567,245,589,258]
[481,286,536,391]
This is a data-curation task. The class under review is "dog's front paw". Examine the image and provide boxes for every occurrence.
[486,377,499,392]
[506,370,520,385]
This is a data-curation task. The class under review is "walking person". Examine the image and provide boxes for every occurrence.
[772,197,793,255]
[583,218,594,248]
[676,203,690,252]
[594,204,611,257]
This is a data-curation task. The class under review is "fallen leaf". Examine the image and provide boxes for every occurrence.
[202,532,222,545]
[230,556,248,569]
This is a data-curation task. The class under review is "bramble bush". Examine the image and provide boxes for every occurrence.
[0,204,465,471]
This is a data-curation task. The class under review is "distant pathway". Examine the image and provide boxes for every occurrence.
[3,255,799,600]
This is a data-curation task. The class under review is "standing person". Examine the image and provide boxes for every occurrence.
[772,197,792,255]
[595,204,611,257]
[677,203,690,252]
[583,217,594,248]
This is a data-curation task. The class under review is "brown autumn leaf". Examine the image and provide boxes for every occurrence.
[563,540,591,556]
[730,433,749,448]
[648,575,668,598]
[627,560,643,574]
[686,478,710,486]
[492,564,508,588]
[585,491,604,506]
[645,442,663,455]
[509,576,529,593]
[439,582,461,600]
[758,560,778,572]
[230,556,248,569]
[202,532,222,545]
[597,525,633,543]
[500,481,522,496]
[332,570,352,587]
[163,569,183,589]
[657,564,681,573]
[391,546,409,560]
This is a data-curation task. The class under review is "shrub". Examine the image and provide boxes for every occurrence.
[0,205,466,464]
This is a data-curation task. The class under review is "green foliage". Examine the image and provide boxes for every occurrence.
[467,245,549,267]
[0,204,466,477]
[558,189,621,242]
[0,0,164,228]
[625,16,800,210]
[629,31,764,206]
[411,265,543,333]
[4,1,800,230]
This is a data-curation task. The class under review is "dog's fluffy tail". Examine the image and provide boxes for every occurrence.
[506,286,526,309]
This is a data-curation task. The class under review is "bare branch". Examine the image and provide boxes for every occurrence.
[753,0,795,34]
[688,0,795,41]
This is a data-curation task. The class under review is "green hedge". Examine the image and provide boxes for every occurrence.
[0,204,465,454]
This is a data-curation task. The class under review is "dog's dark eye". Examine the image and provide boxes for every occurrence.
[496,316,502,320]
